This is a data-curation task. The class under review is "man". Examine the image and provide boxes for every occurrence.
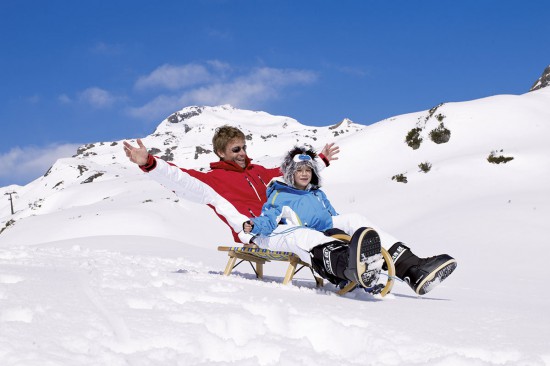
[124,125,456,295]
[123,125,339,244]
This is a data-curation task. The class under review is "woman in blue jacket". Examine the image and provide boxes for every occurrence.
[245,146,457,295]
[245,146,384,289]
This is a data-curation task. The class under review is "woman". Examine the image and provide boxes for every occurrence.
[244,146,384,289]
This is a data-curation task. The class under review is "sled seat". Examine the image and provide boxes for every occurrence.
[217,244,324,287]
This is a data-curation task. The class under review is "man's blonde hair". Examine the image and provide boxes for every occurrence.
[212,125,246,157]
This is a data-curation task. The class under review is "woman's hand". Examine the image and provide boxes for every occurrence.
[243,220,254,233]
[321,142,340,162]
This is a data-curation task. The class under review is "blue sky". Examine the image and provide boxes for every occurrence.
[1,0,549,186]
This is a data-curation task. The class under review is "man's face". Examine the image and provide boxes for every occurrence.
[218,138,247,168]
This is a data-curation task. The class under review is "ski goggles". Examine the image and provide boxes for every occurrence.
[293,153,313,162]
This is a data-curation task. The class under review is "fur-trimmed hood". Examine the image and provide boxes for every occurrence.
[280,146,321,189]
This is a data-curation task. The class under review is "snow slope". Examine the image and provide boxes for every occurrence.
[1,90,549,365]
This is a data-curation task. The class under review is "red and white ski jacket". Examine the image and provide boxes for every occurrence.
[140,154,282,243]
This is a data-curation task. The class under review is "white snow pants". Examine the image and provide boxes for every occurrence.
[253,213,398,264]
[332,213,398,249]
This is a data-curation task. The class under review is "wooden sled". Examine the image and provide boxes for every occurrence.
[217,244,324,287]
[218,233,396,297]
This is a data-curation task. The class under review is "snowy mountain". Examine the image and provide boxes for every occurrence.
[0,104,365,241]
[1,88,550,365]
[530,64,550,91]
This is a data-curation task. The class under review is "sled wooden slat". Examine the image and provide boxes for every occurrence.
[217,245,324,287]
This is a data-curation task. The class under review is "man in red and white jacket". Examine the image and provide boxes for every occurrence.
[123,125,339,244]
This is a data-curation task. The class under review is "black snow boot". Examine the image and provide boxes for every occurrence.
[344,227,383,288]
[311,240,350,285]
[387,242,457,295]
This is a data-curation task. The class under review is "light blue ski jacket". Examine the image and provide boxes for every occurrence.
[250,179,338,236]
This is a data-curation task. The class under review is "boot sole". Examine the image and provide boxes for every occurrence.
[416,260,457,295]
[354,228,382,288]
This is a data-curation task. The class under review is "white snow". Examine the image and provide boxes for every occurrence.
[1,88,550,365]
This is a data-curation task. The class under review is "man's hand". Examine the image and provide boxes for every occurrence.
[321,142,340,162]
[123,139,149,166]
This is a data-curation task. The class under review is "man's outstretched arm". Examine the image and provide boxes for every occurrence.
[123,139,249,235]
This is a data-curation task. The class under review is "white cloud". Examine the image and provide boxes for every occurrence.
[245,67,317,86]
[90,41,123,55]
[27,95,41,104]
[205,28,233,41]
[78,87,117,108]
[58,94,72,104]
[128,64,317,121]
[0,143,81,187]
[135,64,214,91]
[206,60,233,75]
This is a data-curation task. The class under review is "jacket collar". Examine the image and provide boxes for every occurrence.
[267,179,314,196]
[209,155,253,172]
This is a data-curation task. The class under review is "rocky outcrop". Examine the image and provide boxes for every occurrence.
[530,65,550,91]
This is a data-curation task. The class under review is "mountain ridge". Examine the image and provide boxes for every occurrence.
[1,87,549,241]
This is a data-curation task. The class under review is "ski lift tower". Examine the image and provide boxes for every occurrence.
[4,191,17,215]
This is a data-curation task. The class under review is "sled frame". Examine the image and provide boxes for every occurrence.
[217,244,324,287]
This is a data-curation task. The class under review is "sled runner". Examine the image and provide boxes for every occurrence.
[217,232,396,297]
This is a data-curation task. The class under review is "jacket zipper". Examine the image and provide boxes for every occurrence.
[245,176,262,201]
[257,174,267,186]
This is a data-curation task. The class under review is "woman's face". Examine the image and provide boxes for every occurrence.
[294,166,312,190]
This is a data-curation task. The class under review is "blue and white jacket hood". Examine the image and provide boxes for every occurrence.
[281,146,322,189]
